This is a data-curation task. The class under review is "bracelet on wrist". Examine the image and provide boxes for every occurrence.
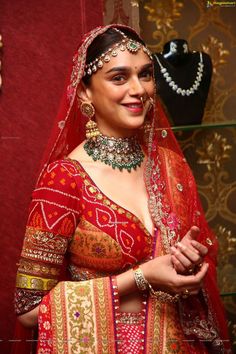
[133,265,180,303]
[133,266,148,291]
[148,282,180,303]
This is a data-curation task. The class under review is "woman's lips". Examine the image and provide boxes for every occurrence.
[122,103,143,114]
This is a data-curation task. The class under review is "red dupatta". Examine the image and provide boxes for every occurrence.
[35,24,230,353]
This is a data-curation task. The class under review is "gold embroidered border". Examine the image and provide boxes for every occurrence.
[18,258,60,278]
[146,297,163,353]
[93,278,116,353]
[22,248,64,264]
[67,281,96,352]
[51,283,67,354]
[50,280,116,353]
[16,272,58,291]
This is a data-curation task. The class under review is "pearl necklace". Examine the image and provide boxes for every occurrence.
[84,134,144,172]
[153,52,204,96]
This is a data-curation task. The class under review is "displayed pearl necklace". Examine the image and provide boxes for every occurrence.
[153,52,204,96]
[84,134,144,172]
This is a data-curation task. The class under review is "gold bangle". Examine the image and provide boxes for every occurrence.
[148,283,180,303]
[133,266,148,291]
[133,265,180,303]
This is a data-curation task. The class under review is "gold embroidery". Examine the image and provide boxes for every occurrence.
[22,248,64,264]
[126,212,132,219]
[18,258,60,277]
[67,282,95,353]
[118,207,125,214]
[16,272,57,291]
[89,186,96,193]
[51,279,116,353]
[51,284,66,353]
[94,278,114,352]
[69,218,123,271]
[84,179,90,186]
[21,227,69,265]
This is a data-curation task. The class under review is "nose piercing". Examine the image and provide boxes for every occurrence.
[140,96,146,105]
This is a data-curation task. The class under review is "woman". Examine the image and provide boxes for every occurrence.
[15,24,230,353]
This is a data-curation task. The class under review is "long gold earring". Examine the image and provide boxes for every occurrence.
[80,101,100,139]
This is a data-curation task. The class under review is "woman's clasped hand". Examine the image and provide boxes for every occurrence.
[141,226,209,298]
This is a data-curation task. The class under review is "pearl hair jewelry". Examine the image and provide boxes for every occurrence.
[84,28,152,77]
[153,52,204,96]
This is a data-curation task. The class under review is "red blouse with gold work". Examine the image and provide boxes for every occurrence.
[15,159,153,315]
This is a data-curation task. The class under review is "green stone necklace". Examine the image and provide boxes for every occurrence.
[84,134,144,172]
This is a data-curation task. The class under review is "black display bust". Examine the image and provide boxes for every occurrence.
[153,39,212,126]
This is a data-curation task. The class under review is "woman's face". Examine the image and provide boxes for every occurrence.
[84,48,154,137]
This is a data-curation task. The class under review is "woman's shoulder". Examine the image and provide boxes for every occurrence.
[45,158,82,176]
[36,158,84,196]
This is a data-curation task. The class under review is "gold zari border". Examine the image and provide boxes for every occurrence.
[16,272,58,291]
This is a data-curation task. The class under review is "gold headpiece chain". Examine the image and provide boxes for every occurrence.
[84,28,152,77]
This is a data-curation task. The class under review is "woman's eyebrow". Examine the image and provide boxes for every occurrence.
[105,63,153,74]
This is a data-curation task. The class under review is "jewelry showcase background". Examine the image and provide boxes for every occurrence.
[104,0,236,348]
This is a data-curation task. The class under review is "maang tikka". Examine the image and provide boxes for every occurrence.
[80,101,100,139]
[84,28,152,77]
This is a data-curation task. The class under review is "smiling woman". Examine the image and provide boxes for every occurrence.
[79,28,154,138]
[14,25,230,353]
[78,50,153,137]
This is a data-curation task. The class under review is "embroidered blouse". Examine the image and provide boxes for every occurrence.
[15,159,153,315]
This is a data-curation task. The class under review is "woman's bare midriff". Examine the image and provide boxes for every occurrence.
[120,292,143,313]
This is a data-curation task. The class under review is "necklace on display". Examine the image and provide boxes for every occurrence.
[84,134,144,172]
[153,52,204,96]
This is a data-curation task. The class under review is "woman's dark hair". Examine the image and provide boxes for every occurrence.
[83,27,145,86]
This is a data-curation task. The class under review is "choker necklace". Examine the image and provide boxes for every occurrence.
[84,134,144,172]
[153,52,204,96]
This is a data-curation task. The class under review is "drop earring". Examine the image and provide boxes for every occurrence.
[80,101,100,139]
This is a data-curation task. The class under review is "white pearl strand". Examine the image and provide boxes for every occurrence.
[154,52,204,96]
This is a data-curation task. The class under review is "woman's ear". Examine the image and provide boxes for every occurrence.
[77,82,93,102]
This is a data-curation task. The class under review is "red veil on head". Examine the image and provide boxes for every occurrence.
[36,24,230,352]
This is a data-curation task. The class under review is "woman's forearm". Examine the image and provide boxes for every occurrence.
[116,267,138,296]
[17,305,39,328]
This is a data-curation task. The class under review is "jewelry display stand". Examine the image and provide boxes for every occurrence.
[153,39,212,126]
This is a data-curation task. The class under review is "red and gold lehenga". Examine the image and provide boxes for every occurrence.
[14,25,231,353]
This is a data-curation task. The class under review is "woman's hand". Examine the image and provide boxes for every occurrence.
[141,253,208,296]
[170,226,208,274]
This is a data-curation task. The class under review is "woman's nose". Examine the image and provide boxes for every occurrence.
[129,77,146,96]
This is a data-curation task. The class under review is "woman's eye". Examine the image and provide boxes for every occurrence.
[140,70,152,80]
[112,75,126,83]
